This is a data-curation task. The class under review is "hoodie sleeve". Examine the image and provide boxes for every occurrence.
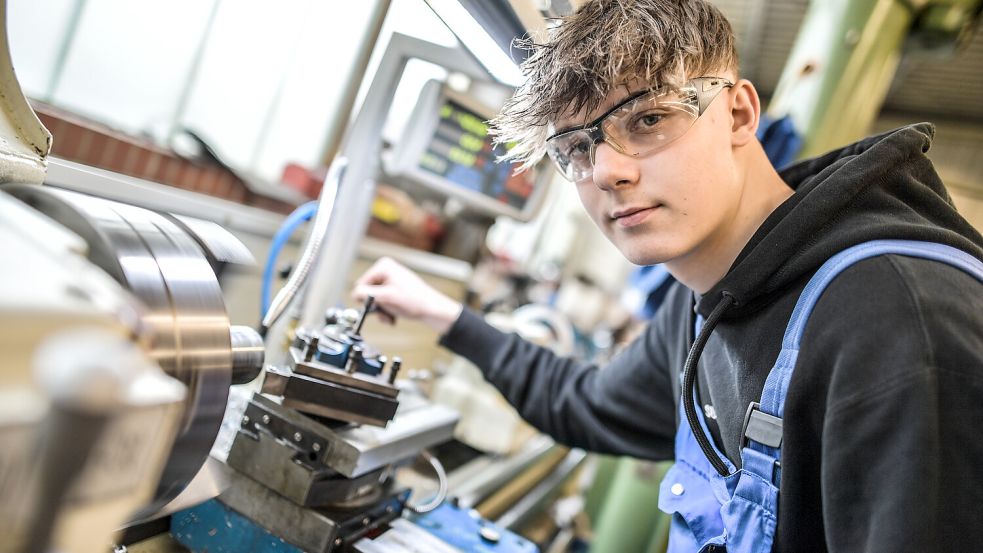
[788,255,983,551]
[438,306,679,460]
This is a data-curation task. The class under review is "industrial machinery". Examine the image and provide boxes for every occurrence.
[154,27,563,550]
[0,1,549,551]
[171,294,462,552]
[0,0,263,542]
[0,187,189,553]
[0,0,549,547]
[0,181,266,549]
[0,175,501,551]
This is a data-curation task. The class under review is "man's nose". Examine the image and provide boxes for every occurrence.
[590,140,640,190]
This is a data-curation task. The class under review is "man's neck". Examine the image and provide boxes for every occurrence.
[667,149,794,294]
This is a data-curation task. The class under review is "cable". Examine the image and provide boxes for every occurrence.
[408,449,448,514]
[681,293,735,476]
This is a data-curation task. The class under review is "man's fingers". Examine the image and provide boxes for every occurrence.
[352,258,414,325]
[354,257,395,286]
[353,284,399,311]
[352,283,380,302]
[354,286,398,324]
[355,267,388,287]
[373,305,397,325]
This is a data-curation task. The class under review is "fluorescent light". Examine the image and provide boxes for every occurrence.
[424,0,525,87]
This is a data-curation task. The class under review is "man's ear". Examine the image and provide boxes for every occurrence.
[730,79,760,147]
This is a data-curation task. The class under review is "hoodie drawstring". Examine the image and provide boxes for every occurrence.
[682,292,736,476]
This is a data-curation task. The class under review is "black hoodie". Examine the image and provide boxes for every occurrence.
[439,124,983,551]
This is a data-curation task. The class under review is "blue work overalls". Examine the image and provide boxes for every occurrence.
[658,240,983,552]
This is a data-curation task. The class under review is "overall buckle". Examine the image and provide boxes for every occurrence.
[741,402,783,451]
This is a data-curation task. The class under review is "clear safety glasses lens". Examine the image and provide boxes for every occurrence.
[546,78,731,183]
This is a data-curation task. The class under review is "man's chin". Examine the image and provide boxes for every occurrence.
[619,246,671,267]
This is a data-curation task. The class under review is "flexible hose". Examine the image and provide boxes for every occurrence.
[260,158,346,334]
[260,200,317,318]
[408,449,448,514]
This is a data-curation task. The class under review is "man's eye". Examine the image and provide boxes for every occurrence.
[631,112,666,132]
[566,140,591,160]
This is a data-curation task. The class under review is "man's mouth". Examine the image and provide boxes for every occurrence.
[610,205,660,228]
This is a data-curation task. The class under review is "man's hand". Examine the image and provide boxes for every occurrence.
[352,257,463,335]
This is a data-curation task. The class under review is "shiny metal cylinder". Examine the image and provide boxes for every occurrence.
[6,185,234,518]
[230,325,264,385]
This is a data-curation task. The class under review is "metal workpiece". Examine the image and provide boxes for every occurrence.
[230,325,265,385]
[4,185,236,517]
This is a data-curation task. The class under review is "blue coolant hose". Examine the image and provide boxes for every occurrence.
[261,200,318,318]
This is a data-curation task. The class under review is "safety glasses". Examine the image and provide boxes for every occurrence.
[545,77,734,182]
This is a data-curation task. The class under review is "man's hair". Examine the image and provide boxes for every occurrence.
[490,0,738,169]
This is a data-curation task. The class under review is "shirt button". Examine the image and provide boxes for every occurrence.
[670,483,685,496]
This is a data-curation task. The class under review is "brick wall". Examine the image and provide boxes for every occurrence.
[32,100,294,214]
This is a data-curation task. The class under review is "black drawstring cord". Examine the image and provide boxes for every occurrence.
[682,292,736,476]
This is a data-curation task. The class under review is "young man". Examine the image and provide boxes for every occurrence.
[354,0,983,550]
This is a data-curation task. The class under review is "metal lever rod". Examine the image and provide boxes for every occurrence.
[354,295,375,336]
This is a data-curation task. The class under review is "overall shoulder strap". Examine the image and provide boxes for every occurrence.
[743,240,983,462]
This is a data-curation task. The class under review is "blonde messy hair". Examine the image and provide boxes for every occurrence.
[490,0,738,169]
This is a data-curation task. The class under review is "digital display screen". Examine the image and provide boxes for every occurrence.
[417,99,534,211]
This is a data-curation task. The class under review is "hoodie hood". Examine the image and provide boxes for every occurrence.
[697,123,983,319]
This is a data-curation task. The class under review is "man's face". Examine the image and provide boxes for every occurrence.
[556,79,742,266]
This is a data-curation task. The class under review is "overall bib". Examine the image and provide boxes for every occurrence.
[658,240,983,553]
